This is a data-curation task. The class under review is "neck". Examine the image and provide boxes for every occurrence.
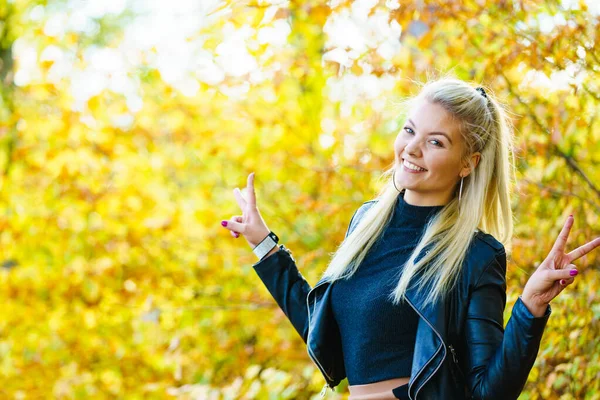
[403,189,452,207]
[395,190,445,228]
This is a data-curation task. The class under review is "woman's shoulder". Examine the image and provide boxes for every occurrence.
[472,230,505,253]
[351,199,379,221]
[346,199,378,236]
[358,199,378,212]
[464,230,507,286]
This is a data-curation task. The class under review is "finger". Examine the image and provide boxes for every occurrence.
[550,215,574,256]
[546,265,578,281]
[559,277,575,286]
[565,236,600,264]
[220,219,245,233]
[246,172,256,208]
[233,187,248,209]
[231,216,243,236]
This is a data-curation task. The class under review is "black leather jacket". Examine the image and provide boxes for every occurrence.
[252,200,552,399]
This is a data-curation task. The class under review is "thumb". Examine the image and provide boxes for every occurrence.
[546,265,578,281]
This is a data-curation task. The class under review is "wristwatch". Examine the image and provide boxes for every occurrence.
[253,231,279,261]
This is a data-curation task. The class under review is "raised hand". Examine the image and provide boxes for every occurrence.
[220,172,272,250]
[521,215,600,316]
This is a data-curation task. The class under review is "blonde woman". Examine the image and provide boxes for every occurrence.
[220,78,600,399]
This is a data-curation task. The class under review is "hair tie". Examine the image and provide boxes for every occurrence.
[475,87,488,99]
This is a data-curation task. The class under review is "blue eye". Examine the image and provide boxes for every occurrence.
[403,127,445,147]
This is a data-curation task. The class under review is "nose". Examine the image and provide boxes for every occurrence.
[404,136,422,157]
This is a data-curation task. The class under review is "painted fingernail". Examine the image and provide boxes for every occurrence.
[560,279,566,285]
[570,269,578,276]
[234,232,240,238]
[221,221,228,227]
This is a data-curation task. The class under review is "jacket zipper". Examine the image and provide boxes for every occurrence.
[449,344,458,364]
[448,344,467,385]
[306,279,336,389]
[404,296,447,400]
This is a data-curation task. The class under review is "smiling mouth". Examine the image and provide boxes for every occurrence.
[402,158,427,172]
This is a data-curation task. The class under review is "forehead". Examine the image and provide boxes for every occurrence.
[407,99,461,140]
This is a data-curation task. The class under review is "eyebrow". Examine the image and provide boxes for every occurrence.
[407,119,453,145]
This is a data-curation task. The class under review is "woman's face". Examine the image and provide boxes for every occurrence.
[393,99,477,206]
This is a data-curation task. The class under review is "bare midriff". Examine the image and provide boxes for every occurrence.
[348,377,410,396]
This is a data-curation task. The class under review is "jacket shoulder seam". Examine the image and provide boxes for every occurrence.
[473,230,505,251]
[470,232,506,285]
[472,245,507,289]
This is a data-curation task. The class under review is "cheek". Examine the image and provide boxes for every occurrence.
[394,134,401,148]
[425,153,461,177]
[394,136,404,156]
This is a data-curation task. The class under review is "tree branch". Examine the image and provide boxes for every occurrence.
[499,70,600,199]
[0,7,16,179]
[463,26,600,200]
[520,178,600,214]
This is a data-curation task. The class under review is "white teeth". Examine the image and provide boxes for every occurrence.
[403,159,426,172]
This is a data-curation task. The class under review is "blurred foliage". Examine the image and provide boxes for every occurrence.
[0,0,599,398]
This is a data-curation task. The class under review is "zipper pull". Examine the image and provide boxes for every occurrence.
[320,383,329,398]
[449,344,458,364]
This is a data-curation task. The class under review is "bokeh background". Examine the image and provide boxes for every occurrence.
[1,0,599,398]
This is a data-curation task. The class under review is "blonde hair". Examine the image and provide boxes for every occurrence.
[321,77,515,308]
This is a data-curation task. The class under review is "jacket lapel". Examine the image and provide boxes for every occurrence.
[405,286,448,398]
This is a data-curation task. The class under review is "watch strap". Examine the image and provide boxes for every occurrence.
[253,231,279,260]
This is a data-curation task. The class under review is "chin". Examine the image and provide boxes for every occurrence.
[396,177,418,191]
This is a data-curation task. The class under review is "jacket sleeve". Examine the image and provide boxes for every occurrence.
[463,249,552,400]
[251,205,363,343]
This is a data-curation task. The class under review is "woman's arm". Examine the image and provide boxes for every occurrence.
[251,204,364,343]
[462,249,551,400]
[463,216,600,399]
[252,244,313,343]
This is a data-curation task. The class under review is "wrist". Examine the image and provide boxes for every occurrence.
[520,294,548,318]
[252,231,271,249]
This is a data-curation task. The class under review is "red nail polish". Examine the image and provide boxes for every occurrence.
[570,269,578,276]
[221,221,228,227]
[235,232,240,238]
[560,279,566,285]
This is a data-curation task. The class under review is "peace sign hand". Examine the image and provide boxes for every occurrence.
[220,172,272,250]
[521,215,600,316]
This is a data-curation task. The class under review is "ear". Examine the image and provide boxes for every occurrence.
[460,152,481,178]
